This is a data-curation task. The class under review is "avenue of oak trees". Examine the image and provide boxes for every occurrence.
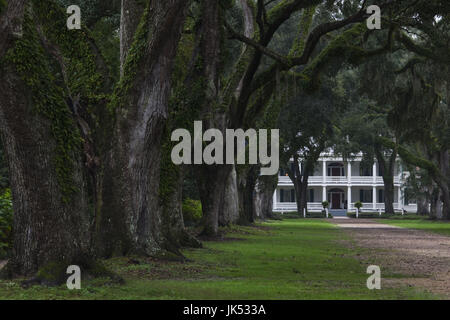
[0,0,448,281]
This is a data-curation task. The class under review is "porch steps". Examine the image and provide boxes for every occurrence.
[329,209,347,217]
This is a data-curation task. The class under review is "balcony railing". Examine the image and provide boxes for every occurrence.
[278,176,400,185]
[273,202,416,212]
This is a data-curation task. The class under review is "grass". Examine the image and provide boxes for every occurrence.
[377,218,450,236]
[0,219,438,299]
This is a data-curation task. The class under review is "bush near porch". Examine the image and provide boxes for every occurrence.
[272,212,333,219]
[346,212,422,219]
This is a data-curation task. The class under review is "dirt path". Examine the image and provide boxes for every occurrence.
[332,219,450,298]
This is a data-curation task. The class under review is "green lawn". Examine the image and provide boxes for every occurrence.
[0,219,437,299]
[377,218,450,236]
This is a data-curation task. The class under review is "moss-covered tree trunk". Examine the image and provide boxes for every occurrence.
[98,0,190,256]
[0,1,94,277]
[0,72,92,277]
[196,164,233,236]
[237,165,258,225]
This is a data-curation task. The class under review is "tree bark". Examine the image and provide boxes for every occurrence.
[376,148,396,215]
[237,165,258,225]
[0,73,92,277]
[0,1,92,277]
[119,0,144,76]
[254,174,278,220]
[97,0,190,256]
[196,164,233,237]
[417,196,430,216]
[219,165,240,226]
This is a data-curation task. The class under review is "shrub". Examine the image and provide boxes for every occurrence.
[182,198,202,226]
[354,201,363,210]
[307,211,332,218]
[321,201,329,209]
[0,189,13,259]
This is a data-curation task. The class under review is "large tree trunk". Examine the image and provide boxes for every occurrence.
[97,0,190,256]
[294,178,308,216]
[254,174,278,220]
[159,136,202,252]
[438,150,450,219]
[193,0,226,237]
[287,157,312,216]
[0,1,92,277]
[219,165,240,226]
[417,196,430,216]
[0,73,91,277]
[237,166,258,225]
[196,164,233,237]
[376,150,396,215]
[383,177,395,214]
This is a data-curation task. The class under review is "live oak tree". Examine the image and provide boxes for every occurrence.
[279,80,342,215]
[352,3,450,218]
[192,0,403,235]
[0,0,192,278]
[388,7,450,219]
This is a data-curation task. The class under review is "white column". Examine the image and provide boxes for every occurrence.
[273,189,277,210]
[322,186,326,202]
[347,161,352,183]
[322,160,326,183]
[372,162,377,184]
[373,186,377,209]
[348,186,352,210]
[398,187,402,209]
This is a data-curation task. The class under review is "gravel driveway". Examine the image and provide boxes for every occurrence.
[333,218,450,298]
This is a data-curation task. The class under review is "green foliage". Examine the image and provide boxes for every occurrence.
[354,201,363,209]
[2,0,108,202]
[182,198,202,226]
[307,211,331,218]
[109,3,150,111]
[347,211,388,218]
[90,16,120,83]
[321,200,329,209]
[0,189,13,259]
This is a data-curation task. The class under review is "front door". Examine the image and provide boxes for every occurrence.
[331,193,341,209]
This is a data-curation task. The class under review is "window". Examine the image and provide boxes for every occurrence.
[307,189,314,202]
[359,189,372,202]
[280,189,296,202]
[359,165,372,176]
[378,189,384,203]
[327,163,345,176]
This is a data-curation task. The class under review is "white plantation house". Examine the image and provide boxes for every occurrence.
[273,152,417,216]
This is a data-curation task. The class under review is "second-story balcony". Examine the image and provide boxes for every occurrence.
[278,175,400,186]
